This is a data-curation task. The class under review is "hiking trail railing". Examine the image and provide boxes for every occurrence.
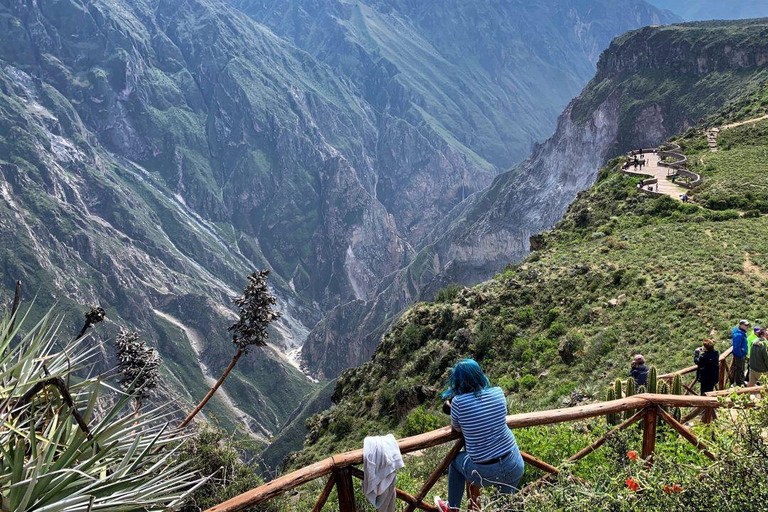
[623,145,701,189]
[207,349,756,512]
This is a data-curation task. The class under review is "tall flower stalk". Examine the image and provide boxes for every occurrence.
[178,270,280,429]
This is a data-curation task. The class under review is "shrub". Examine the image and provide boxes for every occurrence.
[549,321,567,339]
[400,406,444,436]
[177,427,275,512]
[558,331,585,364]
[516,306,534,327]
[434,283,462,303]
[518,374,538,391]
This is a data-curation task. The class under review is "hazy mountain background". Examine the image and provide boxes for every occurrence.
[648,0,768,21]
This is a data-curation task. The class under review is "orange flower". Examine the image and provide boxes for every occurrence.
[673,484,683,493]
[627,450,638,461]
[625,478,640,492]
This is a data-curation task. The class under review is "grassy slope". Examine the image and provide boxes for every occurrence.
[274,79,768,507]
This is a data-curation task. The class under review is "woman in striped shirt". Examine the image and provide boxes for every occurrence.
[434,359,524,511]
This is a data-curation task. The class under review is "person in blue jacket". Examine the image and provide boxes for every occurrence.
[732,320,750,386]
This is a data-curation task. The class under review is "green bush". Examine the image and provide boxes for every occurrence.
[178,427,276,512]
[518,374,537,391]
[400,406,444,436]
[434,283,462,303]
[516,306,534,327]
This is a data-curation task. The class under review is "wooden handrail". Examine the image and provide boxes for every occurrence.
[205,391,750,512]
[659,346,733,380]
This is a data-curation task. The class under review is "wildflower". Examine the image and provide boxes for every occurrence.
[663,484,683,494]
[625,478,640,492]
[627,450,638,461]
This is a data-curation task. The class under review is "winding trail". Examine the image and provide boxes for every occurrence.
[622,152,689,200]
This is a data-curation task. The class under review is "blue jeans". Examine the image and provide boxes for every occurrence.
[447,449,525,508]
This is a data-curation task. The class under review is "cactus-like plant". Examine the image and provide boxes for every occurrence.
[625,378,636,419]
[672,374,682,395]
[626,377,635,396]
[659,381,669,394]
[648,367,657,393]
[672,374,683,420]
[606,388,617,425]
[0,305,201,511]
[115,329,161,416]
[615,378,623,398]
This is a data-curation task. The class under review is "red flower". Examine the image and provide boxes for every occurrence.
[673,484,683,493]
[663,484,683,494]
[627,450,638,461]
[625,478,640,492]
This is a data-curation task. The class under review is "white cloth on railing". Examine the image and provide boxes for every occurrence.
[362,434,404,512]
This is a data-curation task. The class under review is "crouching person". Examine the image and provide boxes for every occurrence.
[434,359,524,511]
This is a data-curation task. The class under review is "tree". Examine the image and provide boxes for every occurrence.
[179,270,280,428]
[115,329,162,416]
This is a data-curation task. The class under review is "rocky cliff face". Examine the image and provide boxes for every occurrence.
[0,0,680,431]
[300,18,768,379]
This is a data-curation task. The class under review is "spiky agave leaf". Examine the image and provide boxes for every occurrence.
[0,308,202,511]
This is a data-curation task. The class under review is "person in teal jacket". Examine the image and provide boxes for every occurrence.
[748,326,760,357]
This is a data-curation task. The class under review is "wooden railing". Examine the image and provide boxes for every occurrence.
[624,144,701,188]
[208,378,757,512]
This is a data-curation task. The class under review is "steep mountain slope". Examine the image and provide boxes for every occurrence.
[301,18,768,379]
[293,76,768,469]
[230,0,678,184]
[648,1,768,21]
[0,0,680,437]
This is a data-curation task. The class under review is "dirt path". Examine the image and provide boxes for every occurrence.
[153,309,268,442]
[707,114,768,152]
[623,153,689,200]
[744,252,768,281]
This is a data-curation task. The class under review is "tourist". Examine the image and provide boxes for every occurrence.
[732,320,750,386]
[749,329,768,388]
[630,354,649,389]
[694,339,720,394]
[748,326,760,358]
[433,359,524,512]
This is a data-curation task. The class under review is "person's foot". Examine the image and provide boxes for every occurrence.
[434,496,450,512]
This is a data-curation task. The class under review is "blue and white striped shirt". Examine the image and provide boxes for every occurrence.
[450,387,517,463]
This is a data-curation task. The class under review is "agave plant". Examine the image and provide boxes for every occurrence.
[0,307,204,511]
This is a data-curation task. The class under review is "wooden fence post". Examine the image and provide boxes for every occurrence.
[719,361,727,390]
[335,468,357,512]
[641,406,657,464]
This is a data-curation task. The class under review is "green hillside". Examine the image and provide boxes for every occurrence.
[264,76,768,510]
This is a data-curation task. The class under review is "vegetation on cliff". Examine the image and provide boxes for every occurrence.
[275,69,768,510]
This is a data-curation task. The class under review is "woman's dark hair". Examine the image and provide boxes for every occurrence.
[442,359,490,400]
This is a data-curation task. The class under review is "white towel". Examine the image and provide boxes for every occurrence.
[362,434,404,512]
